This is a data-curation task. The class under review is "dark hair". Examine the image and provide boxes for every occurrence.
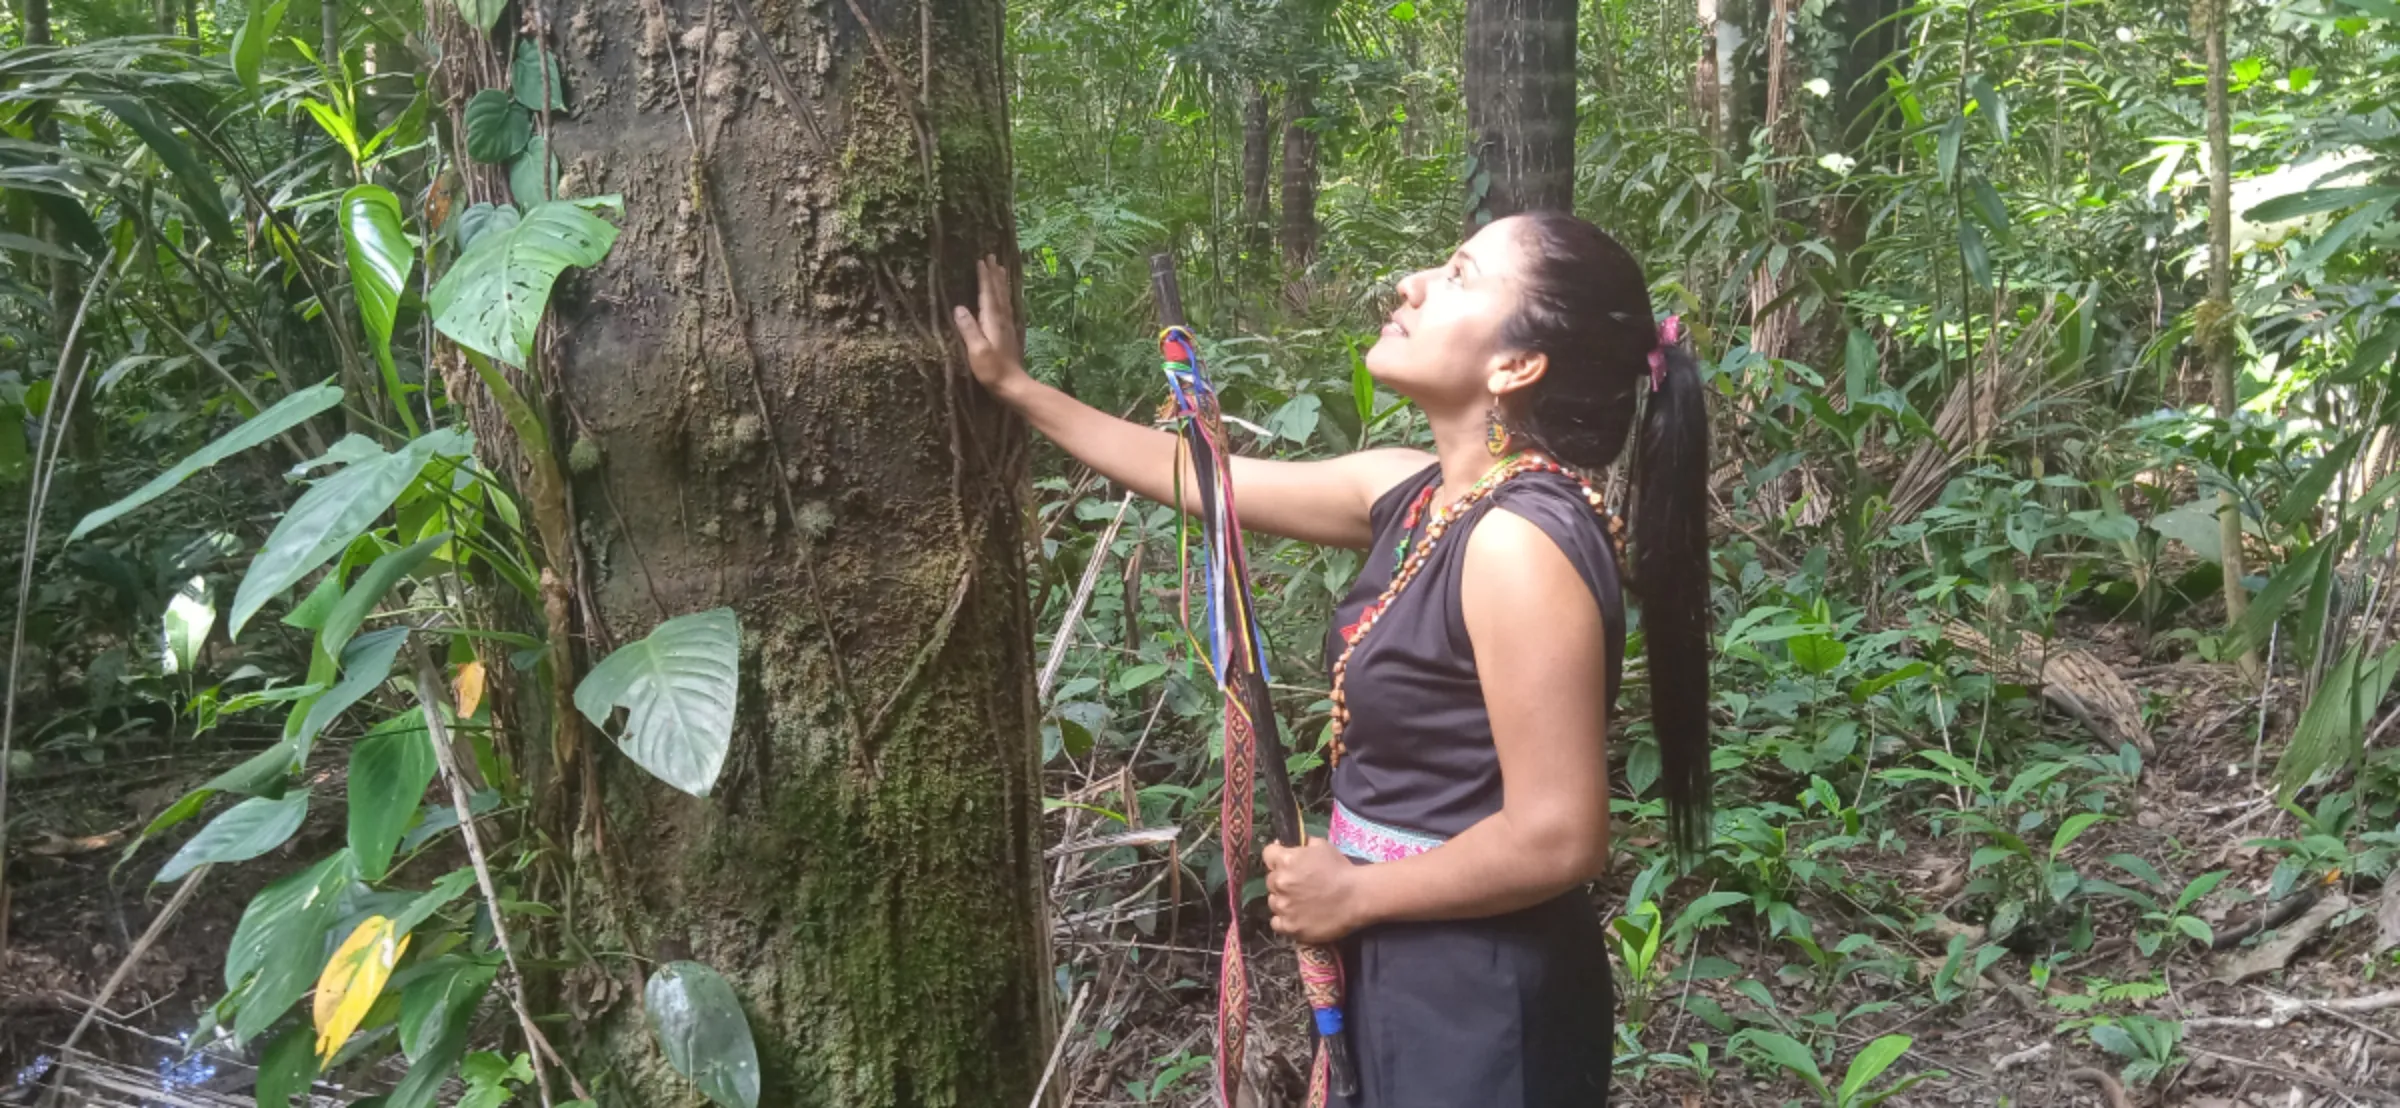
[1497,210,1715,857]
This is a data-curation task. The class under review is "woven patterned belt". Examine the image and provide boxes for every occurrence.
[1330,801,1446,863]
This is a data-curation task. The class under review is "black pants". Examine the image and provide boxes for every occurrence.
[1329,893,1615,1107]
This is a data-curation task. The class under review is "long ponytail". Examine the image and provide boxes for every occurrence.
[1493,211,1716,856]
[1632,340,1713,857]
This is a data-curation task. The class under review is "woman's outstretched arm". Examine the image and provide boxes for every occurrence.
[953,256,1428,550]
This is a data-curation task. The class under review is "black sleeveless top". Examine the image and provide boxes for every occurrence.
[1325,462,1627,839]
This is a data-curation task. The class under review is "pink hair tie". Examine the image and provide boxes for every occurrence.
[1648,314,1683,392]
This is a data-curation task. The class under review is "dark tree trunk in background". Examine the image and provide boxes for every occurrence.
[1280,74,1319,309]
[1465,0,1575,226]
[1240,83,1275,260]
[538,0,1052,1102]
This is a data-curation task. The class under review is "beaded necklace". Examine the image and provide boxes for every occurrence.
[1328,452,1627,764]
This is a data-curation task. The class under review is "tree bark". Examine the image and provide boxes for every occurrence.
[537,0,1052,1102]
[1280,74,1319,310]
[1745,0,1798,362]
[1240,82,1274,261]
[2202,0,2261,680]
[1463,0,1576,225]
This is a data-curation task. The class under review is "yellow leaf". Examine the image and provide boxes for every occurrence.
[313,915,410,1063]
[455,659,487,719]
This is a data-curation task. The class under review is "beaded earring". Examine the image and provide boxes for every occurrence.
[1484,403,1510,455]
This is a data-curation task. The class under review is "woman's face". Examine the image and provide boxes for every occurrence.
[1362,217,1532,410]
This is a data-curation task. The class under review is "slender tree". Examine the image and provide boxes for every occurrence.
[2202,0,2261,680]
[1241,81,1276,261]
[1464,0,1577,224]
[1281,72,1320,308]
[436,0,1054,1101]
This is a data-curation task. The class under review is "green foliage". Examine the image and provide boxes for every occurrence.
[228,432,470,638]
[574,607,743,798]
[154,789,308,883]
[348,710,437,881]
[66,383,346,542]
[2087,1014,2185,1086]
[645,961,764,1108]
[429,199,621,366]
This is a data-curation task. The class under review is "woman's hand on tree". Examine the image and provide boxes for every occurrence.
[951,255,1030,398]
[1263,839,1366,944]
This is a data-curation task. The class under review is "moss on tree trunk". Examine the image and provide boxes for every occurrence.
[537,0,1048,1102]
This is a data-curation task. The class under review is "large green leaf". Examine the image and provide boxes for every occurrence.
[155,789,309,883]
[575,608,740,797]
[429,200,619,367]
[69,382,343,542]
[1838,1035,1914,1106]
[512,41,568,111]
[645,961,762,1108]
[1731,1029,1828,1096]
[2244,185,2400,223]
[391,867,477,939]
[454,0,506,31]
[1958,217,1991,289]
[225,850,355,1046]
[2277,646,2400,796]
[255,1027,318,1108]
[509,135,557,206]
[349,710,436,882]
[464,89,531,165]
[341,185,417,430]
[398,958,497,1062]
[391,960,496,1108]
[295,627,411,752]
[233,0,292,91]
[229,429,469,639]
[321,533,448,663]
[90,96,234,242]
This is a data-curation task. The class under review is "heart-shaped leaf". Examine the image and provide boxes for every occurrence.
[349,709,436,881]
[156,789,309,883]
[509,135,557,205]
[429,200,619,367]
[464,89,530,165]
[512,41,569,111]
[575,608,739,797]
[454,0,505,30]
[645,961,762,1108]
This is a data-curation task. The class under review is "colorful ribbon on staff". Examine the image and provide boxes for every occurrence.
[1158,325,1350,1108]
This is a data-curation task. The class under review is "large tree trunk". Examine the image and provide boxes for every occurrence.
[536,0,1052,1102]
[1240,82,1275,261]
[1280,74,1319,310]
[2202,0,2261,680]
[1463,0,1576,225]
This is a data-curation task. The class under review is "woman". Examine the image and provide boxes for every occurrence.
[951,211,1713,1108]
